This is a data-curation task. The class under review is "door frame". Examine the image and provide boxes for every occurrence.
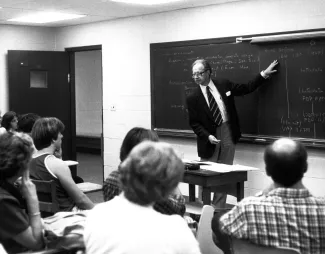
[65,45,104,181]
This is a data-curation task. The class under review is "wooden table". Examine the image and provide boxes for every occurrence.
[182,169,247,205]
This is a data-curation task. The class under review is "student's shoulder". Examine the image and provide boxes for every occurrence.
[46,155,69,171]
[160,213,188,228]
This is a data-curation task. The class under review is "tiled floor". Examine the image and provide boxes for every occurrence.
[76,152,104,204]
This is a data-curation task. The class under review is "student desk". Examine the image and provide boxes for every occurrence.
[182,170,247,205]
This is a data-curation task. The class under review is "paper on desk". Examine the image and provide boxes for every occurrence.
[233,164,260,171]
[182,159,194,164]
[200,163,233,173]
[201,163,259,173]
[182,159,259,172]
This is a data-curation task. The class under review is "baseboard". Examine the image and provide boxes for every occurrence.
[76,136,101,154]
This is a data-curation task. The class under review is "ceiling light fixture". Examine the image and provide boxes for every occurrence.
[111,0,182,5]
[8,12,86,24]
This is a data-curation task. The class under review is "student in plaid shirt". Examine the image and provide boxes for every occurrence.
[103,127,186,216]
[213,138,325,254]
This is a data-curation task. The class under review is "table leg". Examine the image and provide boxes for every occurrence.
[189,184,196,202]
[202,187,211,205]
[236,181,244,202]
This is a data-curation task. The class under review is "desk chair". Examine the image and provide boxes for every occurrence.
[18,247,84,254]
[232,238,301,254]
[196,205,223,254]
[32,179,59,217]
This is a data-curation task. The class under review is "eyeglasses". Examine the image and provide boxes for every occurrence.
[192,70,207,78]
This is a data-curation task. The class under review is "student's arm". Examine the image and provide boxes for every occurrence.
[47,157,94,210]
[13,169,44,250]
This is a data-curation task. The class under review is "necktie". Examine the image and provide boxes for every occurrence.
[206,86,223,126]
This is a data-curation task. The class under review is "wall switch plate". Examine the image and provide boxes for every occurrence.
[110,104,116,111]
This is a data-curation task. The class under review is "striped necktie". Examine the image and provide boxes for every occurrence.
[206,86,223,126]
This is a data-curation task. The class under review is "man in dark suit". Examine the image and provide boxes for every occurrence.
[186,59,278,207]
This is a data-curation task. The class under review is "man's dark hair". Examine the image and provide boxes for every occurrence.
[119,127,159,161]
[31,117,65,150]
[192,59,212,74]
[1,111,17,131]
[264,138,308,187]
[18,113,40,133]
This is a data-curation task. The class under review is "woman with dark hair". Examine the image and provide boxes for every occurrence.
[85,141,201,254]
[102,127,186,216]
[0,111,18,133]
[0,132,44,253]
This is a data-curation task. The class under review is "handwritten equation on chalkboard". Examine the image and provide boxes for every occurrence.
[151,38,325,144]
[258,41,325,141]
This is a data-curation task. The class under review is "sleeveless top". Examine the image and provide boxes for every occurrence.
[29,154,75,211]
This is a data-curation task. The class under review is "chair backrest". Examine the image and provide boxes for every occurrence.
[232,238,301,254]
[32,179,59,215]
[18,247,85,254]
[196,205,223,254]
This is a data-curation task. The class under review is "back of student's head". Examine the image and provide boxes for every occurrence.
[18,113,41,133]
[119,127,159,161]
[31,117,65,150]
[119,141,184,206]
[0,132,34,180]
[1,111,17,131]
[264,138,308,187]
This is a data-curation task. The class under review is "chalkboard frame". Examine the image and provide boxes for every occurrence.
[150,28,325,148]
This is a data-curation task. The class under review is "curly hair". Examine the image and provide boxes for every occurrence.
[119,141,184,206]
[0,132,34,180]
[31,117,65,150]
[1,111,17,131]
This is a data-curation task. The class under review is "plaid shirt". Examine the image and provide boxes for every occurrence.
[220,188,325,254]
[103,170,186,216]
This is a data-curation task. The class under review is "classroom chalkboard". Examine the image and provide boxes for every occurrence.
[150,31,325,147]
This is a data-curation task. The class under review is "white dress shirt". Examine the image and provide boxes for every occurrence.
[200,80,228,122]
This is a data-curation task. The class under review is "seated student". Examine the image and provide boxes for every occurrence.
[0,111,18,135]
[29,117,94,211]
[0,132,44,253]
[103,127,186,216]
[85,141,201,254]
[213,138,325,254]
[17,113,40,134]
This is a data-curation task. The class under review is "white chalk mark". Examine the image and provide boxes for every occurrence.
[285,60,290,118]
[312,101,316,139]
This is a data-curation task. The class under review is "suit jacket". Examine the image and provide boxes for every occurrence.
[186,74,266,159]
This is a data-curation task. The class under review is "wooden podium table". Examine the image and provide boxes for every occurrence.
[182,169,247,205]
